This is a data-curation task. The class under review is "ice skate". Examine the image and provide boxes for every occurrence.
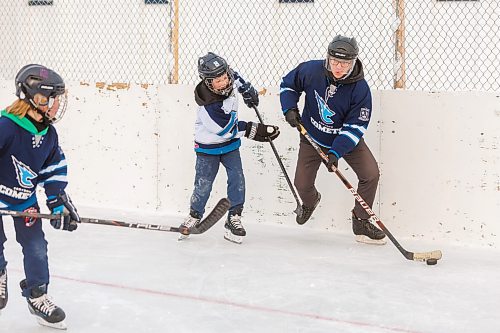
[352,211,387,245]
[21,279,67,330]
[0,269,7,311]
[178,210,201,241]
[296,192,321,225]
[224,213,246,244]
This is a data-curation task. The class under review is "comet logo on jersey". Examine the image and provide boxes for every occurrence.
[12,156,37,189]
[315,90,335,124]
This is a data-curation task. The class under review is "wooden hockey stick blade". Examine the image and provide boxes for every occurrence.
[412,250,442,262]
[188,198,230,234]
[376,220,443,262]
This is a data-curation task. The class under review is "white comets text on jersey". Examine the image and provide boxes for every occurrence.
[0,184,33,200]
[310,117,341,135]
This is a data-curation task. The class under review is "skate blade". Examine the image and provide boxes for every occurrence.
[36,317,67,330]
[224,231,243,244]
[355,235,387,245]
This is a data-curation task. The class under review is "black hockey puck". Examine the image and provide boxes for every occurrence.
[426,259,438,265]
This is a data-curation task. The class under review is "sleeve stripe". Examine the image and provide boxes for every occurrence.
[344,124,367,135]
[280,87,297,94]
[39,160,67,175]
[339,131,360,145]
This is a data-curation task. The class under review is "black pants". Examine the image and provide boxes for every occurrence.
[293,136,380,219]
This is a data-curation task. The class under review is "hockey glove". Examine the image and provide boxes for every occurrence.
[284,108,301,128]
[46,192,80,231]
[238,82,259,108]
[326,151,339,172]
[245,122,280,142]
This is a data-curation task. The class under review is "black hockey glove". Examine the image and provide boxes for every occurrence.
[238,82,259,108]
[284,108,301,128]
[326,152,338,172]
[245,122,280,142]
[46,192,80,231]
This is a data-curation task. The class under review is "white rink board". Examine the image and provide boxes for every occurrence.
[0,81,498,248]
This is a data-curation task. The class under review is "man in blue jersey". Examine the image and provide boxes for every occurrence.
[180,52,279,244]
[0,64,80,328]
[280,35,386,245]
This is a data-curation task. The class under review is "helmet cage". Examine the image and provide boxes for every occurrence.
[203,69,234,96]
[33,91,68,124]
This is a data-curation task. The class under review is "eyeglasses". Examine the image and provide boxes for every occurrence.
[330,58,352,69]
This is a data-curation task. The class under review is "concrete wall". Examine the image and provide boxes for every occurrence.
[0,81,498,248]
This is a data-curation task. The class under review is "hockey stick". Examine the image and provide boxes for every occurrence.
[251,105,302,214]
[0,198,230,236]
[296,123,442,263]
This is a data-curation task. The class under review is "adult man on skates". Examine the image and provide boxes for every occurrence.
[280,35,386,245]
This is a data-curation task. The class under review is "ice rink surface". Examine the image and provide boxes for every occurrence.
[0,208,498,333]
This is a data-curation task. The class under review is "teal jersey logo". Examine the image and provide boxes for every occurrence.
[12,156,37,189]
[315,90,335,124]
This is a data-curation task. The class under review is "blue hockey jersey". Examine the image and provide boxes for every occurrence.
[280,59,372,158]
[0,110,68,211]
[193,72,250,155]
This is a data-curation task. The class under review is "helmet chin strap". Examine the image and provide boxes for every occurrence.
[27,97,53,125]
[39,111,52,126]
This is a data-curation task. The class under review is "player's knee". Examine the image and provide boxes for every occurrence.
[361,167,380,184]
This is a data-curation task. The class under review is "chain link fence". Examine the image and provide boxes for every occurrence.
[0,0,173,84]
[0,0,498,91]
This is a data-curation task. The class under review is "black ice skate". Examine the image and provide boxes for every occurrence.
[0,269,7,311]
[224,212,246,244]
[296,192,321,225]
[352,211,387,245]
[178,209,202,241]
[20,279,67,330]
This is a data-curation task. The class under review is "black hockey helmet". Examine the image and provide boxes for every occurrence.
[15,64,67,123]
[198,52,234,96]
[327,35,359,60]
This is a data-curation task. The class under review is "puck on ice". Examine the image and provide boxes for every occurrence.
[426,259,438,265]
